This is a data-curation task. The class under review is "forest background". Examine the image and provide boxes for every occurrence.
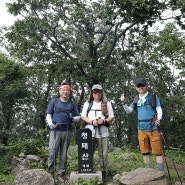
[0,0,185,180]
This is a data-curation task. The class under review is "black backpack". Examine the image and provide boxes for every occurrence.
[86,101,93,116]
[133,92,157,110]
[52,98,75,121]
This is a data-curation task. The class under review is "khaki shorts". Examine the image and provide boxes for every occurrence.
[138,130,163,155]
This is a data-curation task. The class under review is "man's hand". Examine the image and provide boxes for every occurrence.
[120,94,125,103]
[155,119,161,126]
[73,116,81,122]
[49,124,57,129]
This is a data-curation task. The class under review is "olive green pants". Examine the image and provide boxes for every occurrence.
[93,137,108,170]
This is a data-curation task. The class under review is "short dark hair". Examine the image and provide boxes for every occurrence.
[61,82,70,86]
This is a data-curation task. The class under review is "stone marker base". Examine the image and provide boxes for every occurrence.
[69,171,102,184]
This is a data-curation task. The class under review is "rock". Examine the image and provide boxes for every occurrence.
[11,154,43,176]
[112,174,121,185]
[123,153,136,161]
[26,155,41,163]
[176,164,185,175]
[19,152,26,159]
[14,169,54,185]
[119,168,167,185]
[11,156,29,176]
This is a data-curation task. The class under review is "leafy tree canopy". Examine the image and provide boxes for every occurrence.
[5,0,184,87]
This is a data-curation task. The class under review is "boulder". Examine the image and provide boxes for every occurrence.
[14,169,54,185]
[11,154,42,176]
[119,168,167,185]
[11,156,30,176]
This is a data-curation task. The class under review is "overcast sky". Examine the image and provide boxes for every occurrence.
[0,0,18,27]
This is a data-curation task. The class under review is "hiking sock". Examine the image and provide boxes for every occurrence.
[157,163,164,171]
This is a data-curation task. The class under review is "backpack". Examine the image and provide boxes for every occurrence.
[133,92,157,110]
[53,98,75,121]
[84,101,109,127]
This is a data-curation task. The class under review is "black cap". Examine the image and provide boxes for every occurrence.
[136,77,147,86]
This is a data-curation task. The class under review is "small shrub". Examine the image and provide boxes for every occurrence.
[74,177,103,185]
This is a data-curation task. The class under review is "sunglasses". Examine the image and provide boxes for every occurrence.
[92,90,102,94]
[137,84,146,88]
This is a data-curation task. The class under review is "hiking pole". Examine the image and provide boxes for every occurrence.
[57,123,68,185]
[157,125,172,184]
[97,116,109,184]
[97,123,106,183]
[157,125,183,185]
[153,114,172,184]
[100,102,109,183]
[53,124,56,185]
[64,122,69,185]
[63,122,68,185]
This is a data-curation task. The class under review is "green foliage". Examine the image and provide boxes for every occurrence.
[0,53,30,146]
[1,140,185,183]
[107,149,143,174]
[114,0,166,24]
[74,177,102,185]
[0,174,14,184]
[0,128,49,174]
[29,161,45,169]
[3,0,185,151]
[0,54,29,100]
[0,2,185,184]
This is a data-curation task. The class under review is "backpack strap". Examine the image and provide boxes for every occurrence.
[52,98,75,123]
[83,101,93,126]
[86,101,93,116]
[53,98,58,113]
[133,93,156,110]
[148,93,156,109]
[133,94,139,110]
[69,98,75,115]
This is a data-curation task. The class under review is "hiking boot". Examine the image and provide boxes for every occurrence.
[57,173,66,183]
